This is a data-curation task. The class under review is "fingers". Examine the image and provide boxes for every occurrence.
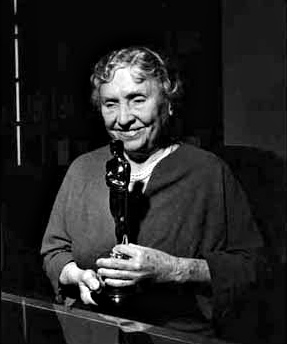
[113,243,142,257]
[95,244,154,287]
[81,269,100,290]
[78,269,100,305]
[96,244,144,269]
[96,256,133,270]
[97,267,141,281]
[104,278,135,287]
[79,282,97,305]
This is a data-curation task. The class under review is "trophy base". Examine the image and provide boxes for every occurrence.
[92,249,135,308]
[92,285,136,309]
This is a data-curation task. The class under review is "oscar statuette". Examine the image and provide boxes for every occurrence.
[93,140,135,308]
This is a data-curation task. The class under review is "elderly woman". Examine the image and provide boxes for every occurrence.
[41,46,265,340]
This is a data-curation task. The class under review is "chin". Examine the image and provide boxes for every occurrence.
[123,136,145,152]
[123,141,144,153]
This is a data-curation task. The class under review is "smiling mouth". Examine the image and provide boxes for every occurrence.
[116,128,144,139]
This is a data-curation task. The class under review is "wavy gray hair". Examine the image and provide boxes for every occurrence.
[90,46,182,111]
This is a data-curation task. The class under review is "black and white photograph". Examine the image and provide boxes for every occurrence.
[1,1,286,344]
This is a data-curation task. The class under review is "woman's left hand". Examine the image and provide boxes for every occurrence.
[95,244,177,287]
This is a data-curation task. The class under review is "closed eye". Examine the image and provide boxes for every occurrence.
[134,97,145,102]
[104,101,118,109]
[131,96,146,105]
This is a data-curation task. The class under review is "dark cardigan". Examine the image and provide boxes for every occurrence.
[41,142,265,334]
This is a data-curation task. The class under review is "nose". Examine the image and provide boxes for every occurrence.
[117,103,134,128]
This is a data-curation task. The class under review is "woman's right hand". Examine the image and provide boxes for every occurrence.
[59,262,101,305]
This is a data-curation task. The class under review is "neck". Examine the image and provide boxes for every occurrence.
[125,143,180,177]
[124,135,178,165]
[124,147,162,168]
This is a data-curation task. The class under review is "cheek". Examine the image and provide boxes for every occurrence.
[148,107,166,130]
[150,119,163,138]
[101,113,115,129]
[140,105,161,126]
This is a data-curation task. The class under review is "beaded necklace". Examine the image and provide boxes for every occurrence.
[128,144,179,191]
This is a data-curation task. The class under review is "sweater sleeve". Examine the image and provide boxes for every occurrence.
[204,162,267,330]
[40,166,76,297]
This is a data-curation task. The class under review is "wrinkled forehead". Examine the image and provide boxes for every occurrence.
[100,66,162,98]
[107,65,155,84]
[113,66,163,92]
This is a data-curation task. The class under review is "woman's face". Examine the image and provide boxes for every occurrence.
[99,67,168,161]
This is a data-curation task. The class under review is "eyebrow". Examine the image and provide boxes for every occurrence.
[101,96,118,103]
[126,91,147,100]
